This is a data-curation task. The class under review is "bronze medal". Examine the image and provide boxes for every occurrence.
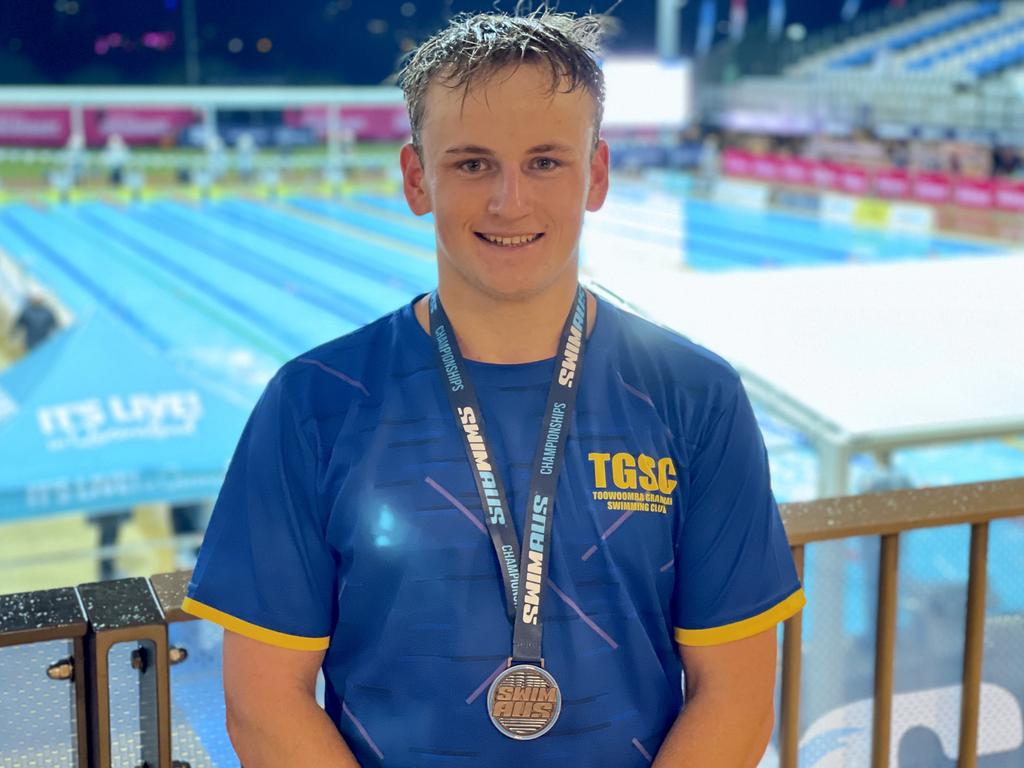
[486,662,561,740]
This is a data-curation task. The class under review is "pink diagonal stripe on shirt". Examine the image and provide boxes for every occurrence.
[617,373,655,409]
[466,659,508,705]
[342,701,384,760]
[632,737,654,763]
[581,510,634,561]
[548,580,619,650]
[425,476,487,534]
[601,510,634,540]
[298,358,369,396]
[617,373,673,439]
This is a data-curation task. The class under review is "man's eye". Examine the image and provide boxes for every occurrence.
[459,159,488,173]
[533,157,560,170]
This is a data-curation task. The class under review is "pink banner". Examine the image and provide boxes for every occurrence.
[779,157,813,186]
[911,173,953,204]
[750,153,782,182]
[837,164,871,195]
[993,180,1024,212]
[84,108,198,146]
[284,106,410,142]
[719,148,1024,214]
[722,148,756,177]
[873,168,911,198]
[952,177,996,209]
[0,108,71,147]
[809,161,841,190]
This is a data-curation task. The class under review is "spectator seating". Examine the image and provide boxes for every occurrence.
[905,5,1024,78]
[828,2,1002,69]
[968,40,1024,75]
[906,16,1024,70]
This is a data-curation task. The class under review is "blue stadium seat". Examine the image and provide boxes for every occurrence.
[968,38,1024,76]
[906,16,1024,71]
[830,2,1002,70]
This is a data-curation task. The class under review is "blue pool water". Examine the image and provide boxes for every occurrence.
[1,189,1016,481]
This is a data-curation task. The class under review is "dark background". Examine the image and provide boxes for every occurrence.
[0,0,896,86]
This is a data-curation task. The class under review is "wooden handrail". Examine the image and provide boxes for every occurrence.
[780,477,1024,545]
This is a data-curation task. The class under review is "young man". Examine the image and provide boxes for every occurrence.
[183,11,805,767]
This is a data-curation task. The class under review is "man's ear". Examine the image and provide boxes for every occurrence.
[585,139,610,213]
[400,143,432,216]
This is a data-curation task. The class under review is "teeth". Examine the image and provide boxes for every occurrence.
[482,233,540,247]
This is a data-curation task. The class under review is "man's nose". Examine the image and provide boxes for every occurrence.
[487,168,530,218]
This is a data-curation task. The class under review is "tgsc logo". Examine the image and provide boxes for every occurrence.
[587,452,678,514]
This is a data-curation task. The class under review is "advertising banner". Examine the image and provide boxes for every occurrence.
[722,148,757,177]
[84,108,198,146]
[873,168,912,198]
[911,173,953,204]
[993,180,1024,212]
[284,105,410,141]
[810,161,842,190]
[722,149,1014,226]
[852,198,891,228]
[779,157,814,186]
[837,164,871,195]
[713,178,769,209]
[952,177,996,209]
[821,193,856,224]
[888,202,936,233]
[0,108,71,147]
[750,153,782,182]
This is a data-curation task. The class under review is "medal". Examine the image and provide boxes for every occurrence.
[429,286,587,739]
[487,662,562,740]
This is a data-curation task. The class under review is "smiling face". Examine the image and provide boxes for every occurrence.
[400,62,610,304]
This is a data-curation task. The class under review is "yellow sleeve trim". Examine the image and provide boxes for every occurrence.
[674,588,806,647]
[181,597,330,651]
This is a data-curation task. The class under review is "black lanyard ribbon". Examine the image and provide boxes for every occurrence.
[429,286,587,664]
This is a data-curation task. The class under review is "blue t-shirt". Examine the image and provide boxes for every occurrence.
[184,295,805,767]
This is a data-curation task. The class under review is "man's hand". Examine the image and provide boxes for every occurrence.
[222,629,361,767]
[652,627,778,767]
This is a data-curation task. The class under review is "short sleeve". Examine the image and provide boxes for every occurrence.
[183,371,335,650]
[672,376,805,646]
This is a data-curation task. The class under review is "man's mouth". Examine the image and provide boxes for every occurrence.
[475,232,544,248]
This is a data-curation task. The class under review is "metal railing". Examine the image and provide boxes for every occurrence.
[776,476,1024,768]
[0,476,1021,766]
[0,575,190,767]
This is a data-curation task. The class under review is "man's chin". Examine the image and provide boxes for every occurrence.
[467,271,578,305]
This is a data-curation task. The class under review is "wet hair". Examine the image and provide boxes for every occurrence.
[397,7,611,159]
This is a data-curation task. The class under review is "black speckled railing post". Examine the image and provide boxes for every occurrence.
[77,577,171,768]
[0,587,90,768]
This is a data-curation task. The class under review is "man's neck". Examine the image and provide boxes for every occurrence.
[414,283,596,364]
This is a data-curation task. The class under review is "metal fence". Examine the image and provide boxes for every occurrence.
[1,477,1022,767]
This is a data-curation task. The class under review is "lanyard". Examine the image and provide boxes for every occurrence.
[429,286,587,664]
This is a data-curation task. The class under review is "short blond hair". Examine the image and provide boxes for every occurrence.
[398,9,609,158]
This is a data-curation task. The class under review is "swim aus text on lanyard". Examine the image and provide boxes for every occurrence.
[428,286,587,740]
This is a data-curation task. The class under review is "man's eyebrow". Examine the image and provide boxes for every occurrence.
[443,143,574,156]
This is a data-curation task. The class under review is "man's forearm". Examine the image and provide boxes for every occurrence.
[651,689,773,768]
[228,692,360,767]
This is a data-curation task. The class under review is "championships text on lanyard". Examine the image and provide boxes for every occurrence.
[429,286,587,740]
